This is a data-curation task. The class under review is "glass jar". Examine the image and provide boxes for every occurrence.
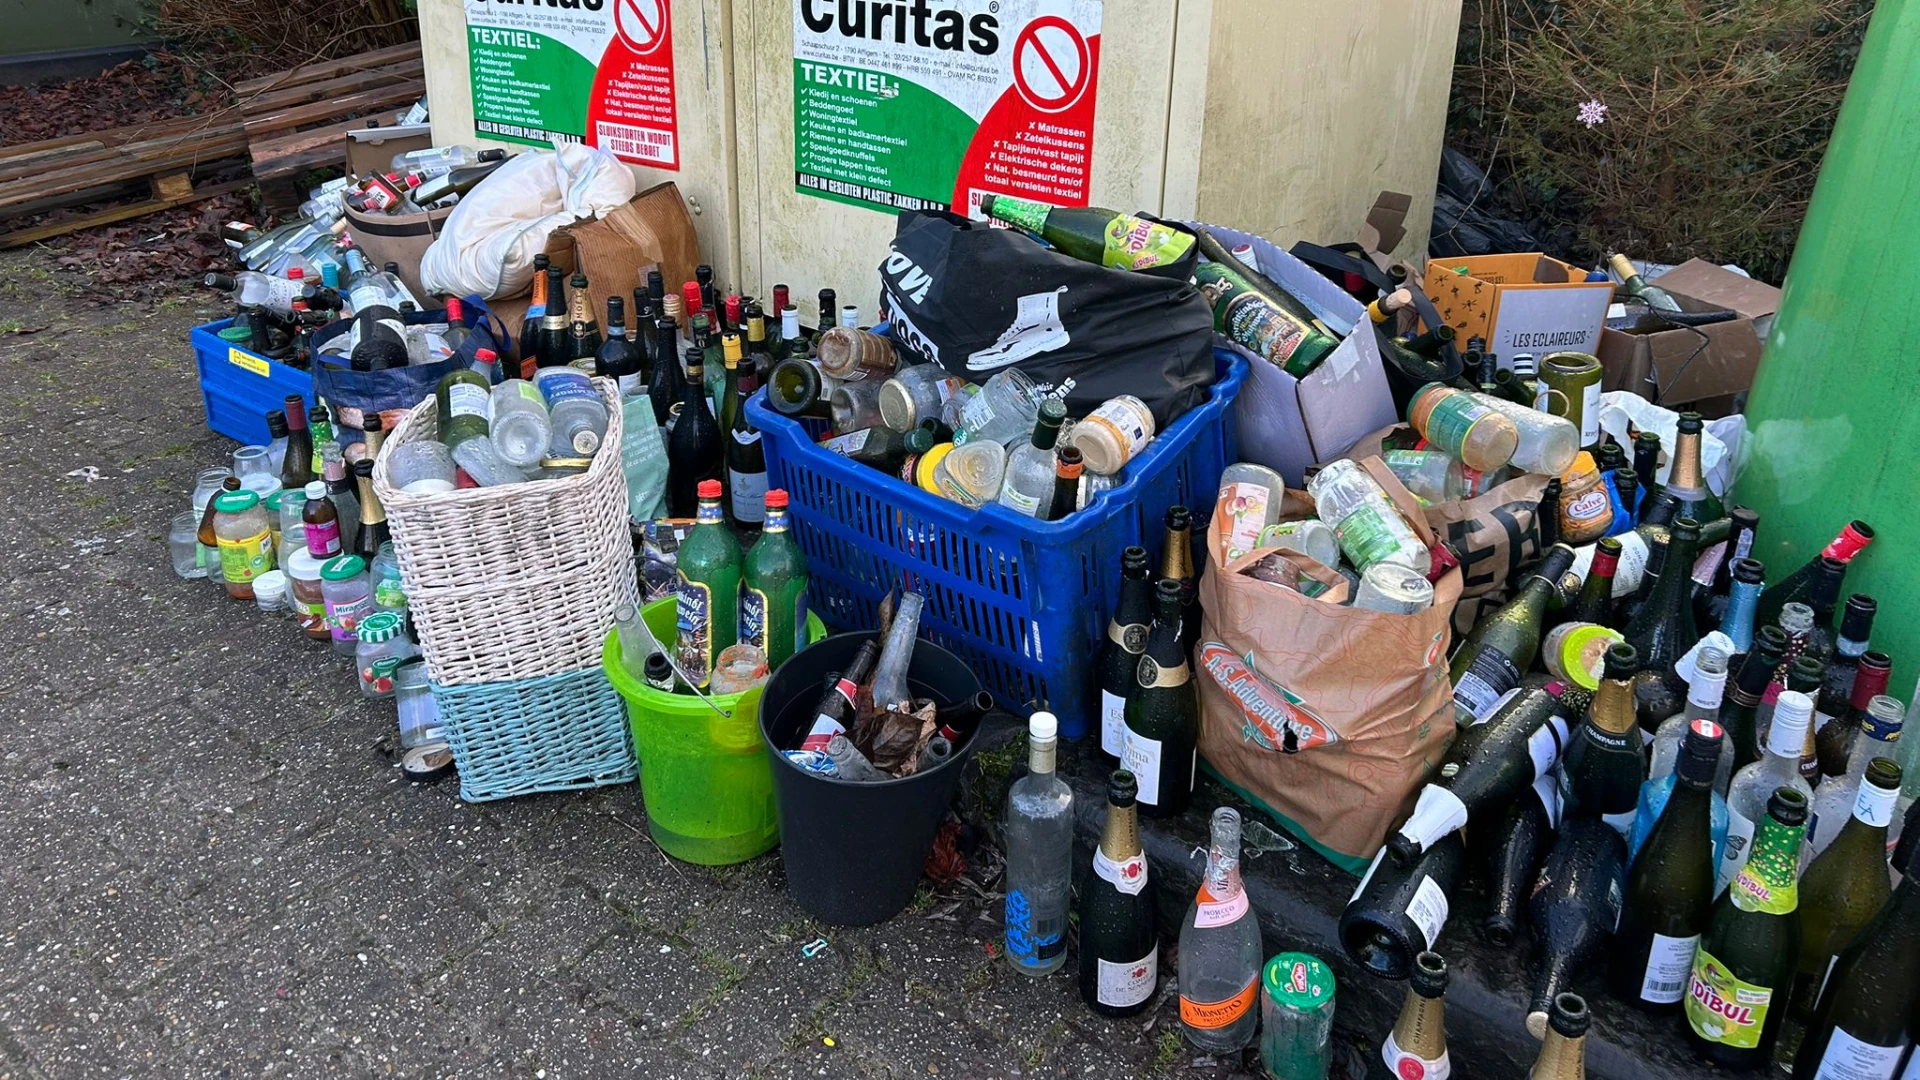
[388,440,457,494]
[263,489,288,558]
[953,368,1043,447]
[320,554,375,657]
[393,659,443,747]
[213,490,274,600]
[169,511,205,578]
[1260,953,1335,1080]
[371,542,407,619]
[878,364,968,432]
[233,444,280,496]
[192,468,232,581]
[829,380,887,434]
[1069,395,1156,475]
[815,326,899,382]
[283,546,332,642]
[355,612,412,698]
[275,486,306,544]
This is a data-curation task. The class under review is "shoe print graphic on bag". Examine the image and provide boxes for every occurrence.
[967,287,1070,372]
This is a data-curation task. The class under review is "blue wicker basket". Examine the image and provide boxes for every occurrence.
[433,666,636,802]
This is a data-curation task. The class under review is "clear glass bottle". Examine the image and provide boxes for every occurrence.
[1718,689,1816,894]
[1178,807,1264,1052]
[952,368,1043,447]
[878,363,967,432]
[1807,694,1904,858]
[867,592,925,714]
[1003,712,1074,976]
[1649,647,1733,791]
[996,399,1067,517]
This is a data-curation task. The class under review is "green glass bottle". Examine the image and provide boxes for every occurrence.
[1623,516,1703,692]
[745,302,774,381]
[673,479,741,691]
[566,272,602,360]
[1611,718,1725,1012]
[537,266,571,368]
[1661,414,1725,524]
[1609,253,1686,314]
[817,425,935,474]
[768,356,833,419]
[1077,770,1159,1018]
[1790,758,1902,1031]
[1560,537,1622,628]
[741,489,809,674]
[1449,545,1577,725]
[435,368,492,449]
[1191,259,1340,378]
[726,339,769,529]
[980,194,1195,270]
[1791,795,1920,1078]
[1685,786,1808,1069]
[1122,580,1199,819]
[717,333,744,439]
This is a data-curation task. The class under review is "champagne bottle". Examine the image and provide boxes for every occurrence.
[1160,507,1200,657]
[1483,777,1560,947]
[1816,640,1891,779]
[1694,505,1759,630]
[1792,808,1920,1078]
[1177,808,1262,1052]
[1612,718,1726,1012]
[1525,816,1626,1038]
[1388,681,1572,864]
[980,194,1196,271]
[1365,951,1451,1080]
[1661,413,1724,523]
[1078,770,1158,1017]
[565,273,601,360]
[1686,787,1809,1069]
[1755,520,1874,629]
[1793,759,1902,1033]
[1341,832,1465,980]
[1122,581,1199,819]
[1096,547,1154,763]
[1559,537,1620,628]
[1558,643,1646,834]
[1529,993,1591,1078]
[1623,516,1703,686]
[1721,629,1788,771]
[1614,529,1669,630]
[536,266,570,369]
[1448,546,1577,725]
[1632,431,1663,510]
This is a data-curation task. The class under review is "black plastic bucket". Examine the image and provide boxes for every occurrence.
[760,632,982,926]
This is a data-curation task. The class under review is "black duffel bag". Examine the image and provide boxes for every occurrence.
[877,210,1216,428]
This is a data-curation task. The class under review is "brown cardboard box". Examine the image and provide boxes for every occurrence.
[345,121,432,178]
[1594,259,1781,406]
[1424,253,1613,359]
[558,182,702,327]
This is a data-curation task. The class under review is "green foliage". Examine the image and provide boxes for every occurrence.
[1450,0,1874,282]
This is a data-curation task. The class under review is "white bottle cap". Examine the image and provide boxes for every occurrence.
[305,480,328,499]
[1029,712,1058,741]
[1769,690,1814,756]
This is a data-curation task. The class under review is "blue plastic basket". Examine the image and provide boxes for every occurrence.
[190,319,315,445]
[744,348,1246,740]
[432,666,636,802]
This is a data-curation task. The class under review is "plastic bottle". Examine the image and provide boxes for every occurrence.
[1305,458,1428,574]
[532,367,609,455]
[1408,383,1520,473]
[1471,392,1581,475]
[489,380,554,468]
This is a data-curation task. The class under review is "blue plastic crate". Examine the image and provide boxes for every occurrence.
[191,319,315,445]
[744,349,1246,740]
[433,666,637,803]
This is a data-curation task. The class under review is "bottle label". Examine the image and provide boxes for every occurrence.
[820,429,871,454]
[536,369,598,408]
[1099,689,1128,759]
[740,587,768,651]
[1136,656,1192,689]
[1451,648,1521,722]
[1563,487,1612,529]
[1421,391,1498,461]
[305,519,342,558]
[1381,1033,1451,1080]
[1096,949,1158,1009]
[217,529,273,584]
[326,592,374,644]
[1330,502,1414,573]
[1731,833,1799,915]
[1101,215,1195,271]
[361,654,405,693]
[1194,883,1249,928]
[617,373,643,398]
[728,468,769,523]
[1639,932,1699,1004]
[1080,398,1153,468]
[674,574,714,688]
[1219,481,1273,560]
[374,575,406,610]
[1112,619,1149,655]
[1717,808,1757,894]
[1406,875,1449,950]
[445,382,488,420]
[1527,716,1572,781]
[1578,380,1602,445]
[1179,977,1257,1030]
[1852,780,1898,828]
[1121,731,1165,806]
[1004,889,1065,969]
[1000,486,1043,516]
[1811,1027,1907,1080]
[1093,848,1148,896]
[1686,947,1774,1050]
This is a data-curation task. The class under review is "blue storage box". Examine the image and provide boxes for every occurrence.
[191,319,315,445]
[744,349,1246,740]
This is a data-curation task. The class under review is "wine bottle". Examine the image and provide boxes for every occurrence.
[1809,694,1903,857]
[1079,770,1158,1018]
[1718,557,1765,654]
[1755,520,1874,629]
[1341,832,1465,980]
[1559,643,1646,835]
[1610,468,1640,533]
[1448,545,1577,725]
[1536,478,1563,551]
[1482,777,1560,947]
[1623,516,1703,684]
[1123,580,1199,819]
[1388,681,1572,864]
[1803,556,1850,660]
[1632,431,1663,511]
[1611,252,1687,313]
[791,641,879,751]
[1365,951,1451,1080]
[1559,537,1621,628]
[1793,759,1902,1032]
[1694,505,1760,631]
[667,352,724,518]
[1815,637,1889,778]
[1722,629,1788,771]
[1529,993,1591,1078]
[723,336,769,528]
[1686,787,1809,1069]
[1612,718,1726,1012]
[1178,808,1263,1052]
[1096,547,1153,763]
[595,296,643,397]
[1525,816,1626,1038]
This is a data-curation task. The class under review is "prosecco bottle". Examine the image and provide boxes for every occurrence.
[1525,816,1625,1038]
[1122,581,1198,819]
[1161,507,1200,656]
[1558,643,1646,835]
[1178,808,1262,1051]
[1078,770,1158,1018]
[1448,545,1576,725]
[1611,718,1725,1012]
[1365,951,1451,1080]
[1661,413,1724,523]
[1622,516,1702,682]
[1388,681,1571,864]
[1529,993,1591,1079]
[1096,547,1153,763]
[1341,832,1465,980]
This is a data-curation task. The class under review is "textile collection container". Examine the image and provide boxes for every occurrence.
[745,351,1247,739]
[372,378,639,800]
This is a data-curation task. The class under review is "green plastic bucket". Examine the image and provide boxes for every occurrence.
[601,597,825,866]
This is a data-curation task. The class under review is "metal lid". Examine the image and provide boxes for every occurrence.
[402,741,455,783]
[1263,952,1335,1012]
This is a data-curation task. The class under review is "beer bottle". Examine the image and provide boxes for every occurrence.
[536,266,570,369]
[1341,832,1465,980]
[674,480,741,691]
[1609,252,1686,314]
[792,641,879,752]
[1177,808,1262,1051]
[1388,682,1572,864]
[1661,413,1723,523]
[1078,770,1158,1018]
[1793,759,1902,1033]
[1122,580,1198,819]
[1096,548,1154,763]
[741,490,809,673]
[1366,951,1451,1080]
[1160,507,1200,656]
[981,194,1196,271]
[1525,816,1626,1037]
[1449,546,1577,725]
[1558,643,1646,833]
[1755,520,1874,629]
[1612,719,1725,1012]
[1528,993,1591,1078]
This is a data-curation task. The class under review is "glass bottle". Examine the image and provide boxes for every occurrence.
[1471,391,1580,475]
[744,302,774,381]
[1366,951,1449,1080]
[280,396,314,490]
[596,296,644,397]
[350,460,388,561]
[1793,758,1902,1035]
[1815,597,1882,747]
[1755,520,1874,629]
[818,425,935,473]
[1721,627,1787,771]
[1609,252,1686,312]
[982,194,1197,269]
[1661,412,1725,523]
[816,327,899,383]
[867,591,924,714]
[1632,430,1663,509]
[1718,557,1765,653]
[1648,647,1732,791]
[767,356,836,419]
[995,398,1067,517]
[1484,782,1558,948]
[1003,713,1074,977]
[1526,817,1628,1036]
[1097,547,1153,763]
[1178,808,1263,1052]
[1161,506,1201,656]
[879,364,967,433]
[518,253,550,366]
[1719,691,1816,894]
[1529,993,1591,1079]
[1613,718,1726,1012]
[1694,505,1759,630]
[1340,833,1465,980]
[1389,683,1570,864]
[1042,446,1084,522]
[724,338,768,527]
[828,380,887,434]
[667,354,724,517]
[1622,515,1702,683]
[1559,643,1647,835]
[792,641,879,752]
[1686,787,1809,1069]
[301,479,343,559]
[566,272,602,360]
[1123,580,1199,819]
[1407,383,1520,473]
[534,266,571,368]
[1078,770,1158,1016]
[1449,546,1577,726]
[673,480,741,691]
[1559,537,1620,628]
[1809,694,1903,857]
[741,490,809,674]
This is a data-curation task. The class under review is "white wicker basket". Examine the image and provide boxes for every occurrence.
[371,377,640,685]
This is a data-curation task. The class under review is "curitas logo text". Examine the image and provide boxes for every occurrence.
[800,0,1000,55]
[477,0,607,8]
[1198,643,1336,753]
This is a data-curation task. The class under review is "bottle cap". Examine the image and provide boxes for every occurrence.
[1770,691,1815,750]
[1038,398,1067,424]
[475,348,496,365]
[1262,953,1336,1014]
[697,479,723,500]
[322,554,368,581]
[765,489,789,510]
[1678,719,1725,782]
[1028,712,1058,741]
[357,611,402,643]
[213,490,260,514]
[304,481,328,500]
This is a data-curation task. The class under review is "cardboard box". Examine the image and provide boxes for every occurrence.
[1424,253,1613,360]
[345,118,433,178]
[1595,259,1781,405]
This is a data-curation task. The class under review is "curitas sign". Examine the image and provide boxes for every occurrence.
[791,0,1102,216]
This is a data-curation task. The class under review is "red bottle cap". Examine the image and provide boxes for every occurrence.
[446,296,464,319]
[682,281,703,314]
[726,294,743,324]
[288,266,305,280]
[697,479,723,499]
[1825,521,1875,562]
[773,284,790,312]
[475,348,496,365]
[454,467,478,489]
[765,489,789,509]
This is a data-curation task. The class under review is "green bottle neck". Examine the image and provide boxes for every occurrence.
[1730,816,1804,914]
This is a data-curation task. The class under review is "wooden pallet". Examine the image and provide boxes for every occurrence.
[240,42,425,182]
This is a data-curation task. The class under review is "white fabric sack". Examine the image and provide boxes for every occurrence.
[420,143,637,300]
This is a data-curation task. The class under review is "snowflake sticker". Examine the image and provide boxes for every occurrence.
[1577,99,1609,128]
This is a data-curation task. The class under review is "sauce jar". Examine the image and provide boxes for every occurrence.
[213,490,274,600]
[321,554,375,657]
[282,546,332,642]
[1558,451,1614,544]
[355,612,413,699]
[1071,395,1156,476]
